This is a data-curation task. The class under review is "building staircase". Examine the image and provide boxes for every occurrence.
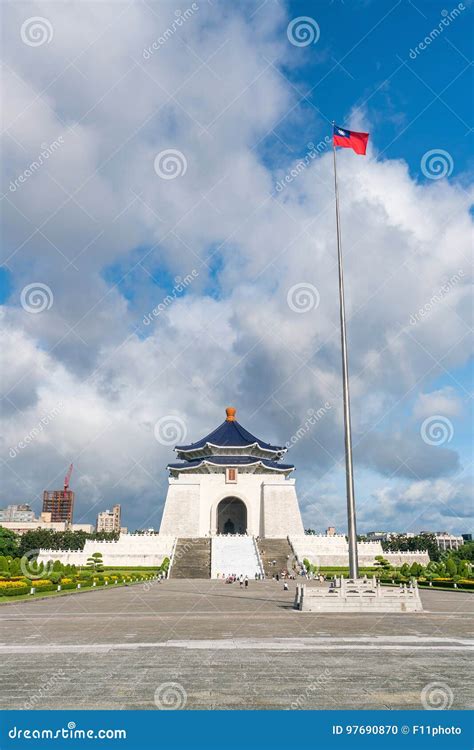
[168,537,297,579]
[211,535,263,579]
[257,538,296,578]
[168,538,211,579]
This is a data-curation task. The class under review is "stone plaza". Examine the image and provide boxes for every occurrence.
[0,579,472,710]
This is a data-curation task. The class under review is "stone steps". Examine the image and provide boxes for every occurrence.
[169,538,211,579]
[257,538,296,578]
[211,536,262,578]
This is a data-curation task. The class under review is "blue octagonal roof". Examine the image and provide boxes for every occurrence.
[175,407,285,455]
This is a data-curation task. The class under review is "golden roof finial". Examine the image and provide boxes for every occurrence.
[225,406,236,421]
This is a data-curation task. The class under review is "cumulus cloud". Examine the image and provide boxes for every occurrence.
[0,1,472,533]
[413,386,463,419]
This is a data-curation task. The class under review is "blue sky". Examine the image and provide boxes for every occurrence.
[270,0,473,175]
[1,0,472,535]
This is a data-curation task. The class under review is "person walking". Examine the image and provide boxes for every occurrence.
[244,575,248,589]
[239,574,244,587]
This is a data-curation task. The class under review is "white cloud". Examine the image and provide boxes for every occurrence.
[0,1,472,532]
[413,387,463,419]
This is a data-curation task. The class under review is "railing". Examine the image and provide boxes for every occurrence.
[167,537,178,579]
[252,536,265,579]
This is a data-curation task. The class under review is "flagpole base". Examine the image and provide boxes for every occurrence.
[295,577,423,613]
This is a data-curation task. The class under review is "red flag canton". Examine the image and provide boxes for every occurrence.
[333,125,369,155]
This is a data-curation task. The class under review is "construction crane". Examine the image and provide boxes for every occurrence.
[63,463,73,492]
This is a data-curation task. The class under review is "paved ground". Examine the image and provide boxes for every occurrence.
[0,580,472,710]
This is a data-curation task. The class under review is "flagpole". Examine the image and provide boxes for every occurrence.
[332,124,359,580]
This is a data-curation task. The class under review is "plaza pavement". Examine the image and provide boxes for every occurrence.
[0,579,472,710]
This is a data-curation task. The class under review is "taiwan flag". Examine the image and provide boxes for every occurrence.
[333,125,369,155]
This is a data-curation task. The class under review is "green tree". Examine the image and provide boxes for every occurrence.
[18,529,57,557]
[400,563,410,577]
[451,542,474,563]
[10,558,21,576]
[409,562,423,577]
[446,557,457,578]
[92,531,119,542]
[374,555,391,571]
[458,560,470,578]
[382,533,440,561]
[0,528,20,557]
[86,552,104,572]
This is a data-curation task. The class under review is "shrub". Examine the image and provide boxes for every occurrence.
[458,580,474,590]
[33,580,54,592]
[60,578,76,590]
[446,558,458,577]
[0,581,30,596]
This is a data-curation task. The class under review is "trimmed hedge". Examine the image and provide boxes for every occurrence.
[0,582,30,596]
[33,580,55,591]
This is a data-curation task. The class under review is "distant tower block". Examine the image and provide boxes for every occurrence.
[42,490,74,523]
[97,504,121,533]
[42,463,75,523]
[159,406,305,538]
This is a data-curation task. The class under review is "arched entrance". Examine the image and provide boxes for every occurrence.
[217,497,247,535]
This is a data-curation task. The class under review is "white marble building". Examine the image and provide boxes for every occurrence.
[159,407,305,538]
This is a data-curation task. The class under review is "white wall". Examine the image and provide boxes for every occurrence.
[159,480,201,536]
[159,472,305,537]
[37,534,175,567]
[290,535,430,568]
[262,482,305,537]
